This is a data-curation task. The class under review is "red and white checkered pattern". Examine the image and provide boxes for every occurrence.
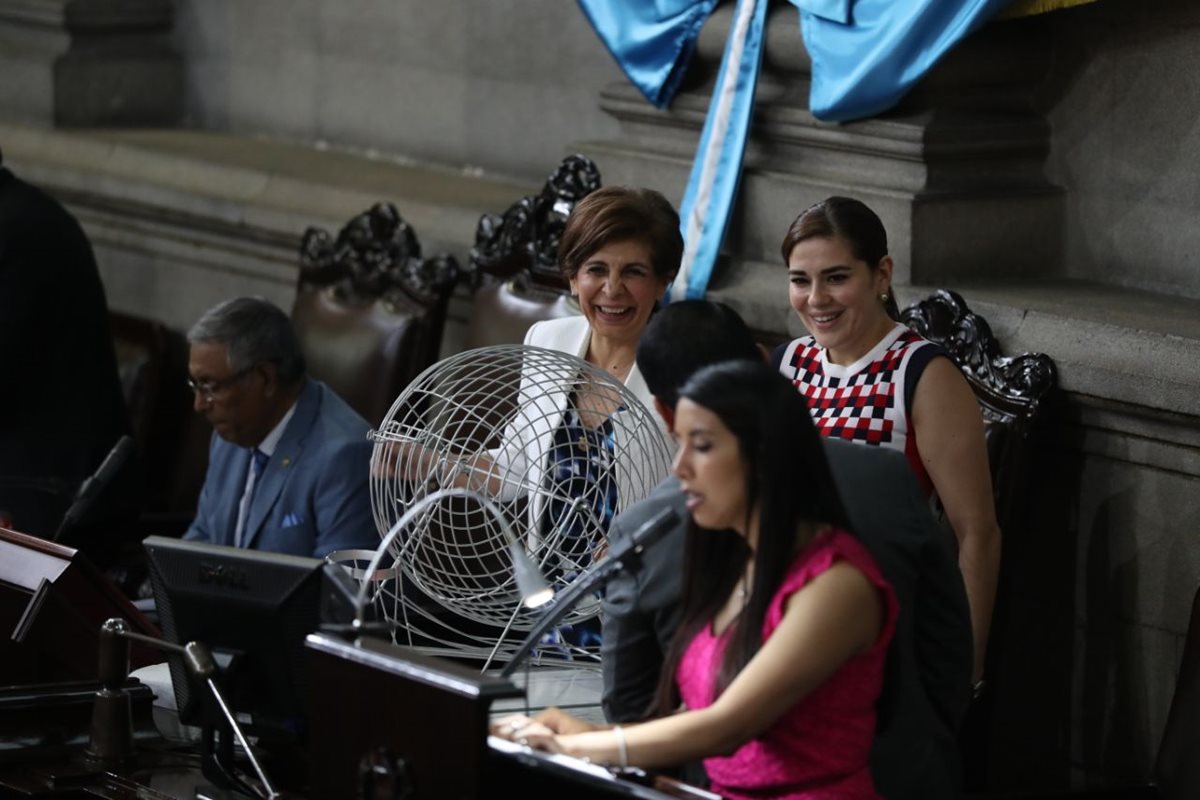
[777,325,935,493]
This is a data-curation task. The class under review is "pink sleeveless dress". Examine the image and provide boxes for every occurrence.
[676,529,897,800]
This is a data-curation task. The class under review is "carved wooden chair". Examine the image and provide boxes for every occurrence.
[463,154,601,348]
[294,202,462,427]
[110,311,167,452]
[901,289,1059,791]
[901,289,1058,536]
[108,311,208,514]
[99,311,206,602]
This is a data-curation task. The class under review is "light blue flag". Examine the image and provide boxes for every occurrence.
[673,0,768,301]
[790,0,1013,121]
[576,0,1015,300]
[576,0,718,109]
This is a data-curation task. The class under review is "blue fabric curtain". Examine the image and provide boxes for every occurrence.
[579,0,1017,120]
[576,0,718,109]
[790,0,1014,121]
[577,0,1016,297]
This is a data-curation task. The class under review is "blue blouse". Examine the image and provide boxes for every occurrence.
[537,404,623,653]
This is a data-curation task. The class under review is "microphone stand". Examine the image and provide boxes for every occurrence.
[53,434,134,543]
[499,506,679,679]
[91,618,281,800]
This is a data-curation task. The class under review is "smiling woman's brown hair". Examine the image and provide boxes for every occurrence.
[781,196,899,320]
[559,186,682,283]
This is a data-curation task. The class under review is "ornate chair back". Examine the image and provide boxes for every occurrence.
[110,310,208,519]
[901,289,1058,791]
[463,154,601,348]
[294,203,461,427]
[110,311,167,453]
[901,289,1057,534]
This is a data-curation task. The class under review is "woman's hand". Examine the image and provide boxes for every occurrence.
[531,706,600,735]
[490,714,559,749]
[370,441,503,495]
[489,707,599,743]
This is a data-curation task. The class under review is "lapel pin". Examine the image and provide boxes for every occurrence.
[281,457,291,467]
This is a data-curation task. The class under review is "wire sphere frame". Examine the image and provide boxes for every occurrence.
[365,343,674,667]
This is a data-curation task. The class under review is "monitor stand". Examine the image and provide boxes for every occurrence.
[198,716,252,798]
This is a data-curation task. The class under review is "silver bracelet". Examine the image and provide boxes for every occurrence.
[612,725,628,770]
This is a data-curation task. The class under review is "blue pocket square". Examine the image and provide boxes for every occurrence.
[282,512,306,528]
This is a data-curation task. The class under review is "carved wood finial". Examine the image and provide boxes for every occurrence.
[469,154,602,293]
[298,202,462,305]
[901,289,1058,416]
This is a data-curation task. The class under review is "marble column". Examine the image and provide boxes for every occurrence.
[0,0,181,126]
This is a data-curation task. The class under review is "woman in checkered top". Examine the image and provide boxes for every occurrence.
[770,196,999,688]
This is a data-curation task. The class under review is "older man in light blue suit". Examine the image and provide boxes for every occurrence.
[183,297,377,559]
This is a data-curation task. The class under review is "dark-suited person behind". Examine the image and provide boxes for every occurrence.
[183,296,378,559]
[0,153,135,543]
[601,300,973,798]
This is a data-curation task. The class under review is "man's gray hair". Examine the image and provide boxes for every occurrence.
[188,296,306,384]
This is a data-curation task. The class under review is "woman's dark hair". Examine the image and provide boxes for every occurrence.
[780,196,900,320]
[558,186,682,282]
[649,361,851,717]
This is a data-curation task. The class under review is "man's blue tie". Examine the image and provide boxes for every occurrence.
[235,448,269,547]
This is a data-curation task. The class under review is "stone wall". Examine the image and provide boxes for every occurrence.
[0,0,181,126]
[171,0,625,182]
[1032,2,1200,784]
[1039,0,1200,298]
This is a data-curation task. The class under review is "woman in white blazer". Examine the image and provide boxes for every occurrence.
[497,187,682,561]
[391,187,681,595]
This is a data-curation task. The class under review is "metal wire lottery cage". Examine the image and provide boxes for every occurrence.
[359,344,673,670]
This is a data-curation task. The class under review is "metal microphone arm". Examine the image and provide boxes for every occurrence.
[94,618,281,800]
[183,641,280,800]
[54,434,135,542]
[499,506,680,679]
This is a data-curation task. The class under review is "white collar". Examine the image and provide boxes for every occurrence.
[254,399,297,458]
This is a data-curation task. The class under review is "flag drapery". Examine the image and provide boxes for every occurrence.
[576,0,718,110]
[673,0,768,301]
[576,0,1091,298]
[793,0,1014,121]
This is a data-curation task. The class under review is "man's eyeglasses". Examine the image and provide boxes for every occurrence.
[187,366,253,404]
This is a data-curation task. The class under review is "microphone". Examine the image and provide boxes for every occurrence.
[606,505,680,570]
[54,435,135,541]
[499,505,680,678]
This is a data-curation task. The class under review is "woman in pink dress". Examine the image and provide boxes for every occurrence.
[493,361,897,799]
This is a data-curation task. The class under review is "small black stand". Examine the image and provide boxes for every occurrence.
[88,618,281,799]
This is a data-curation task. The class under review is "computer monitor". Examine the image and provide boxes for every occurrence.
[142,536,328,741]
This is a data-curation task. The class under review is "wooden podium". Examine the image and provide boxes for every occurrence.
[0,526,159,686]
[304,633,710,799]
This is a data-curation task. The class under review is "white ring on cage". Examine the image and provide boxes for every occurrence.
[324,549,400,582]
